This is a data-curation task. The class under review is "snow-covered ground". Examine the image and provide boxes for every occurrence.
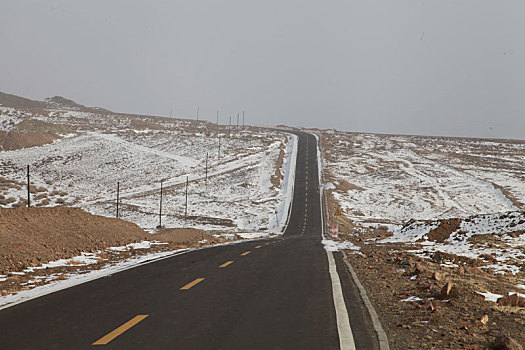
[0,106,297,233]
[321,130,525,275]
[383,211,525,275]
[322,131,525,230]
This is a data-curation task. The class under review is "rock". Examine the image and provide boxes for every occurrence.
[398,259,411,267]
[429,300,438,312]
[440,281,453,299]
[480,314,489,325]
[414,263,424,274]
[431,252,443,263]
[497,294,525,307]
[433,271,443,281]
[492,332,523,350]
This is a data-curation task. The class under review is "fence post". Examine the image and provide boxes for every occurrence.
[27,165,31,208]
[158,180,163,228]
[185,176,189,217]
[116,181,120,218]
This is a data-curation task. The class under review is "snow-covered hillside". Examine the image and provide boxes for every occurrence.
[0,104,297,233]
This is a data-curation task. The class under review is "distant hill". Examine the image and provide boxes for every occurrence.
[0,91,111,114]
[0,91,44,109]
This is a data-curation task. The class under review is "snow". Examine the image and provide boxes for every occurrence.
[0,107,298,234]
[323,133,524,230]
[400,296,423,302]
[322,239,360,252]
[382,211,525,275]
[477,291,503,302]
[267,134,298,233]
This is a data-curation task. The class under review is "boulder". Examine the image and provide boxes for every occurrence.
[497,294,525,307]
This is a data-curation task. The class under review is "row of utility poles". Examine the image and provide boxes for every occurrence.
[188,107,246,130]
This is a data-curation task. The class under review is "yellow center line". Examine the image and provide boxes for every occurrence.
[92,315,149,345]
[241,251,251,256]
[255,245,262,249]
[219,261,234,268]
[180,278,205,290]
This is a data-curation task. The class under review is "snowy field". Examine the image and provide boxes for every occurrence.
[0,105,296,233]
[321,131,525,230]
[320,130,525,275]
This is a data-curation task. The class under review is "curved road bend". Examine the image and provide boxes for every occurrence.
[0,131,378,349]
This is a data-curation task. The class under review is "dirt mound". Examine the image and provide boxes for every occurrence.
[426,218,462,242]
[0,207,148,273]
[0,130,59,151]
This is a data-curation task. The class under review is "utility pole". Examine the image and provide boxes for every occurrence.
[218,137,221,159]
[158,181,163,228]
[242,111,245,129]
[196,106,199,121]
[229,116,231,137]
[185,176,189,217]
[27,165,30,208]
[216,110,219,125]
[169,108,172,118]
[237,113,239,129]
[116,182,120,218]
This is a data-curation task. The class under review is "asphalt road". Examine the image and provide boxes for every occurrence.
[0,131,378,349]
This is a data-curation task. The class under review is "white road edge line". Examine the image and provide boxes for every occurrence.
[327,250,356,350]
[313,132,355,350]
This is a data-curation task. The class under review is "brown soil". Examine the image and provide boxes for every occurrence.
[0,207,148,273]
[0,207,238,296]
[0,130,59,151]
[343,241,525,349]
[426,219,462,242]
[336,179,365,192]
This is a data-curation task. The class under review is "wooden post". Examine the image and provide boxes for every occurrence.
[27,165,30,208]
[185,176,189,217]
[158,181,163,228]
[116,181,120,218]
[218,137,221,159]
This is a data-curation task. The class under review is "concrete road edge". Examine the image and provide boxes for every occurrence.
[342,250,390,350]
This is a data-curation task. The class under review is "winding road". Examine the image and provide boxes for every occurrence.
[0,131,378,349]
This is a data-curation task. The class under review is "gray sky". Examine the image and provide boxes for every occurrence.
[1,1,524,139]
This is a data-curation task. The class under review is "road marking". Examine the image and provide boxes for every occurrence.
[327,251,356,350]
[219,261,234,268]
[255,245,262,249]
[180,278,205,290]
[92,315,149,345]
[241,251,251,256]
[265,242,270,245]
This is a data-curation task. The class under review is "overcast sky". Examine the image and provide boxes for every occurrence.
[1,1,524,139]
